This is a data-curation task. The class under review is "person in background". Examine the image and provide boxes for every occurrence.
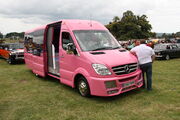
[130,40,156,91]
[135,40,140,46]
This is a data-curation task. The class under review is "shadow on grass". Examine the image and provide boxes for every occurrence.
[90,88,144,102]
[0,58,25,65]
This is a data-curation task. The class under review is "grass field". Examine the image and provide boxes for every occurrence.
[0,58,180,120]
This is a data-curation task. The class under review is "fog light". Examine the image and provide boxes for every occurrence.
[137,81,142,85]
[107,89,118,94]
[105,81,117,89]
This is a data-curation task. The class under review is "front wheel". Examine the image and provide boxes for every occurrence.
[7,58,14,64]
[165,54,170,60]
[77,77,90,97]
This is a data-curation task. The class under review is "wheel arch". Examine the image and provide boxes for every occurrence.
[72,68,91,88]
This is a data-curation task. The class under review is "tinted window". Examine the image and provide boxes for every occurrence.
[24,29,45,56]
[154,44,167,50]
[171,45,178,49]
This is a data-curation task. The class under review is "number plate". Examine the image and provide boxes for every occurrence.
[122,81,135,88]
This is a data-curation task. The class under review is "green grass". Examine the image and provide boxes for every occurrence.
[0,58,180,120]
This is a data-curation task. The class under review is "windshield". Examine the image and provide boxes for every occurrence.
[9,44,24,50]
[154,44,167,50]
[73,30,121,51]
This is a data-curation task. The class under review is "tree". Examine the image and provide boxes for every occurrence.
[5,32,24,39]
[106,10,153,40]
[0,32,3,39]
[112,16,120,22]
[162,33,167,38]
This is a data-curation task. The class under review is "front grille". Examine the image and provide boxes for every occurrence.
[112,63,138,75]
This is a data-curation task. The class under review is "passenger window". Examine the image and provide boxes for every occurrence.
[62,32,74,50]
[24,29,44,56]
[166,45,170,49]
[171,45,177,49]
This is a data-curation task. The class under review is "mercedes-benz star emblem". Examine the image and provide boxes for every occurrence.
[125,65,130,73]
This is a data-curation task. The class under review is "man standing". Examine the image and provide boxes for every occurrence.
[130,40,155,91]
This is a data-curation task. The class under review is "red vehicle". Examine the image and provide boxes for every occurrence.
[0,43,24,64]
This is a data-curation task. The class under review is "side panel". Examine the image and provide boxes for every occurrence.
[24,52,45,76]
[1,49,10,59]
[32,55,45,76]
[59,29,81,87]
[24,28,46,77]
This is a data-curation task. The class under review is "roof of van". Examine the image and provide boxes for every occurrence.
[25,25,46,34]
[61,19,107,31]
[25,19,107,34]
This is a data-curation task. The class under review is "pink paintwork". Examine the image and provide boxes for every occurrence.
[24,20,143,97]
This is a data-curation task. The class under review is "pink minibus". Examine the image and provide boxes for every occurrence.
[24,20,143,97]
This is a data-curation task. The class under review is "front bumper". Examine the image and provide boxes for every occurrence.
[10,54,24,61]
[155,54,165,59]
[87,70,143,97]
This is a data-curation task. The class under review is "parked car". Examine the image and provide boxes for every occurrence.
[0,43,24,64]
[154,43,180,60]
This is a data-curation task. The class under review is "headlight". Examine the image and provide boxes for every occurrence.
[92,64,112,75]
[10,52,16,55]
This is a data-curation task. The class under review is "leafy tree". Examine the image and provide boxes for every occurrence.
[5,32,24,39]
[0,32,3,39]
[106,10,153,40]
[162,33,167,38]
[113,16,120,22]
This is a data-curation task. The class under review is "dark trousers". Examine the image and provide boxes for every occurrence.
[140,62,152,90]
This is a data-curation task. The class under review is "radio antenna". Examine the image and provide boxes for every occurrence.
[90,14,92,27]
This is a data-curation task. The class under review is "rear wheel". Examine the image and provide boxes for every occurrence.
[165,54,170,60]
[77,77,90,97]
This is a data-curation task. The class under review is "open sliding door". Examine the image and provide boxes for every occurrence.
[45,22,61,76]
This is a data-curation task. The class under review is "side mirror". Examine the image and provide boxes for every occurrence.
[66,43,77,55]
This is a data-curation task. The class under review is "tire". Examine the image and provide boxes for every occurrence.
[165,54,170,60]
[77,77,90,97]
[7,58,14,64]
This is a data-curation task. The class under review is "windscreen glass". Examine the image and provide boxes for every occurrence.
[73,30,121,51]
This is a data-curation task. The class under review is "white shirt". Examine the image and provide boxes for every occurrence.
[130,44,155,65]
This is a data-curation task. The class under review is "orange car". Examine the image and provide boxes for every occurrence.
[0,43,24,64]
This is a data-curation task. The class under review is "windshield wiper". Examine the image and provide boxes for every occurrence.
[92,47,113,51]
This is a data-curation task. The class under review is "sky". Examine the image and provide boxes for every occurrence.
[0,0,180,34]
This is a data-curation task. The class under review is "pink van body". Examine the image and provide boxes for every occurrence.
[24,20,143,97]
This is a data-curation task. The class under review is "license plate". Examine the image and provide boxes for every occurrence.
[122,81,135,88]
[17,57,24,59]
